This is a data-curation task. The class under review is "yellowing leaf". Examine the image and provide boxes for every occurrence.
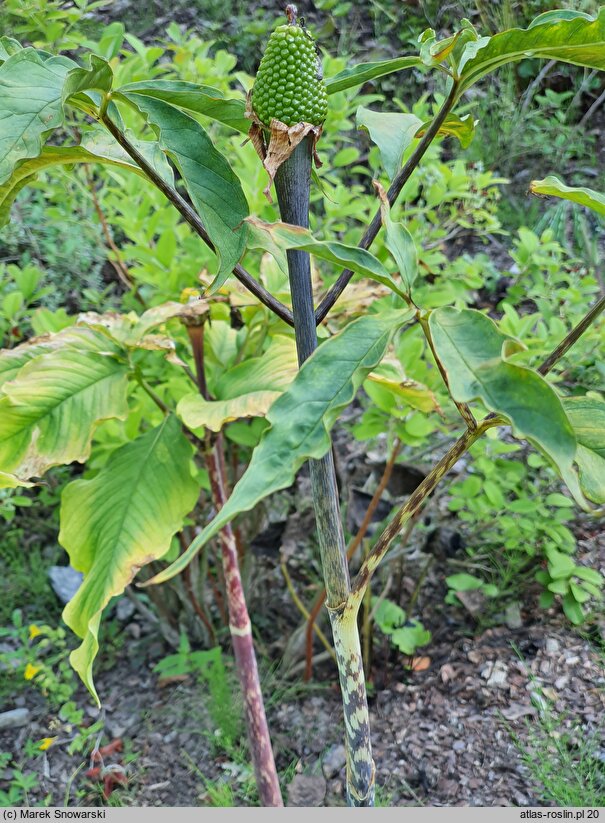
[530,175,605,217]
[38,737,57,751]
[60,416,199,704]
[0,346,129,482]
[178,335,297,432]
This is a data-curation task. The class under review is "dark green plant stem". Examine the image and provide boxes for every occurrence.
[274,137,374,807]
[315,81,459,323]
[274,138,350,606]
[537,291,605,375]
[100,114,294,327]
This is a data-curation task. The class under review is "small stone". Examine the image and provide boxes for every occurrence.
[322,744,346,778]
[107,715,136,738]
[116,597,136,622]
[545,638,560,654]
[453,740,465,752]
[554,675,569,689]
[126,623,141,639]
[0,708,30,730]
[504,602,523,629]
[481,660,508,688]
[48,565,83,604]
[288,774,326,807]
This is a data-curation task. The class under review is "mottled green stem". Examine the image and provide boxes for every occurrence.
[274,137,375,806]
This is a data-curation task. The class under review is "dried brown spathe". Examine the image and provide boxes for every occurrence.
[246,91,322,202]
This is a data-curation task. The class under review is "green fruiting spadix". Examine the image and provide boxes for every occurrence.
[252,21,328,127]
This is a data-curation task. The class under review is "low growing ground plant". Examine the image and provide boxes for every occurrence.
[0,2,604,807]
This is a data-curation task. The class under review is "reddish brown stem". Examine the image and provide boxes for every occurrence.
[206,441,283,806]
[185,322,282,806]
[304,438,402,681]
[207,560,228,626]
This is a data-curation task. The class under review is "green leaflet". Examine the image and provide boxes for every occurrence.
[428,307,586,508]
[0,49,75,184]
[374,182,417,294]
[116,80,249,133]
[246,217,407,300]
[356,108,422,181]
[62,53,113,105]
[60,416,199,704]
[356,105,475,180]
[562,395,605,505]
[456,8,605,98]
[325,56,423,95]
[119,92,249,282]
[145,309,413,586]
[0,339,128,481]
[530,176,605,217]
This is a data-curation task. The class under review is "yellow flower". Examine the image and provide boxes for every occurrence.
[24,663,41,680]
[38,737,57,751]
[28,624,43,640]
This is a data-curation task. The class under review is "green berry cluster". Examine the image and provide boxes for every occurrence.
[252,24,328,127]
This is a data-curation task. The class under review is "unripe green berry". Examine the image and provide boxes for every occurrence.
[252,21,328,127]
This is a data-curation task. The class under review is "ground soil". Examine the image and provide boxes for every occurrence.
[2,523,603,808]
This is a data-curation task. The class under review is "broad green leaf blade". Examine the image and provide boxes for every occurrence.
[457,9,605,98]
[214,335,297,398]
[178,335,297,432]
[60,416,199,703]
[246,217,407,299]
[145,309,413,585]
[356,107,422,181]
[530,175,605,217]
[0,346,128,481]
[325,56,423,95]
[116,80,249,133]
[118,92,248,281]
[62,54,113,104]
[562,395,605,504]
[429,307,583,506]
[0,145,171,229]
[0,49,75,184]
[375,182,417,293]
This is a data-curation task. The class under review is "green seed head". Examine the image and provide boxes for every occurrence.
[252,17,328,127]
